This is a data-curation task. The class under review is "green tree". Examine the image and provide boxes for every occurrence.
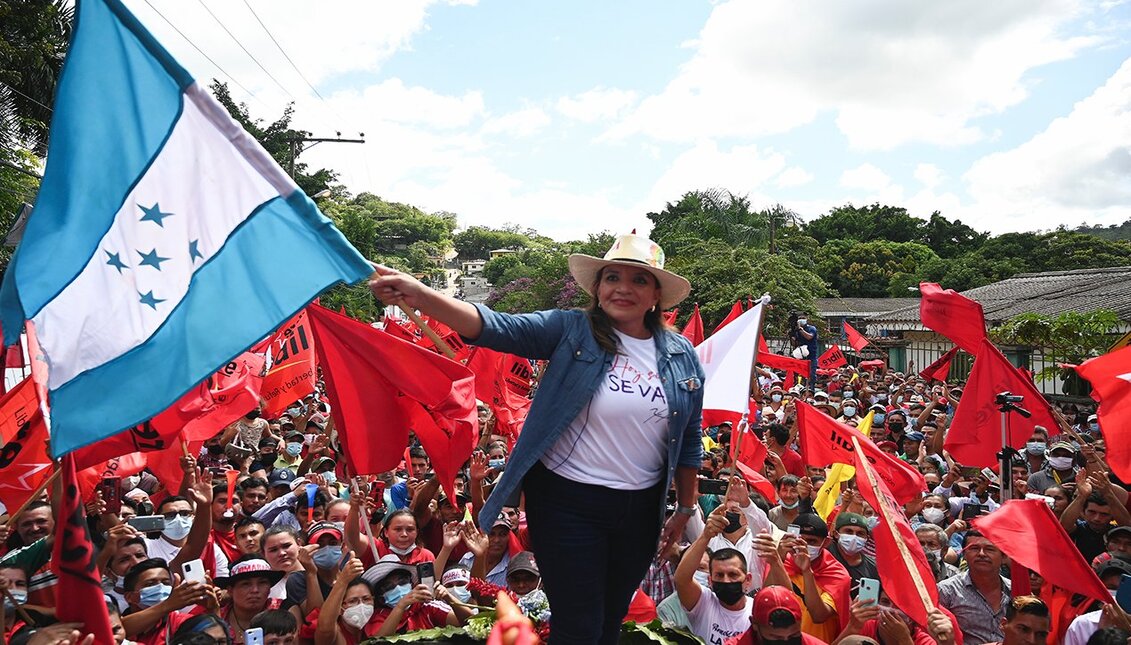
[0,148,38,281]
[804,204,923,245]
[210,80,336,196]
[453,226,531,260]
[816,240,939,298]
[990,309,1121,394]
[0,0,72,154]
[647,189,769,256]
[920,212,988,259]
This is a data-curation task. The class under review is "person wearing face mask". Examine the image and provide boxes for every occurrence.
[769,476,807,531]
[0,564,29,638]
[1021,429,1049,475]
[215,556,284,640]
[225,404,269,454]
[144,493,213,574]
[836,591,958,645]
[119,558,213,643]
[274,429,305,474]
[837,399,860,424]
[825,514,878,590]
[761,513,851,643]
[763,386,788,424]
[727,585,832,645]
[788,313,819,384]
[505,551,543,603]
[674,505,756,643]
[439,566,474,609]
[356,555,462,638]
[914,524,960,582]
[283,522,344,616]
[1027,439,1079,494]
[686,476,775,593]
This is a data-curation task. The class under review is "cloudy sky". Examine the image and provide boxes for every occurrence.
[121,0,1131,240]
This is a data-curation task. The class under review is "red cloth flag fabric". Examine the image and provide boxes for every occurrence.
[681,303,705,347]
[381,316,420,344]
[853,436,937,628]
[733,425,768,472]
[857,359,886,371]
[0,378,51,512]
[662,308,679,327]
[713,300,744,335]
[76,453,147,501]
[818,345,848,370]
[945,338,1060,468]
[843,321,869,352]
[4,334,23,369]
[308,305,477,504]
[758,334,769,356]
[758,351,810,375]
[733,459,778,505]
[420,316,472,363]
[920,347,959,382]
[467,347,533,446]
[53,454,116,643]
[973,499,1110,602]
[919,282,987,355]
[1075,346,1131,481]
[796,401,926,505]
[783,547,853,630]
[260,309,317,417]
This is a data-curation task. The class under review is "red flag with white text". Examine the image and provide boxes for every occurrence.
[818,345,848,370]
[0,378,51,512]
[260,309,316,417]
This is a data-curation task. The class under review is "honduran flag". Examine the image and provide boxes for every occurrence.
[0,0,372,456]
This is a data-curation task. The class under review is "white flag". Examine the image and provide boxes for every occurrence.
[696,296,769,415]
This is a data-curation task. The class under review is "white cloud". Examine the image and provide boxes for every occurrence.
[840,163,892,191]
[607,0,1102,149]
[963,55,1131,231]
[776,166,814,188]
[914,163,946,190]
[481,107,552,137]
[327,79,485,129]
[641,141,788,211]
[556,87,638,123]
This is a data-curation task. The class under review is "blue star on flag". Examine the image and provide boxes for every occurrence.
[138,290,165,310]
[137,248,170,270]
[105,250,128,273]
[189,239,203,263]
[139,202,173,227]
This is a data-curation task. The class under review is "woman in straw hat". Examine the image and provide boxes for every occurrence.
[370,231,705,643]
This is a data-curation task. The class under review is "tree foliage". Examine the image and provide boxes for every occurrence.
[0,0,72,154]
[484,233,614,313]
[816,240,940,298]
[647,189,771,257]
[989,309,1121,392]
[453,226,535,261]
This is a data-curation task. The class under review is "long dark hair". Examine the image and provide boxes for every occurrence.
[586,267,669,354]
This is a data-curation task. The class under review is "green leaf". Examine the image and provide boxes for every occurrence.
[620,620,705,645]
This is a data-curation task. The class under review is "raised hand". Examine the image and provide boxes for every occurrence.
[462,526,489,558]
[442,521,462,551]
[724,475,749,507]
[469,452,489,483]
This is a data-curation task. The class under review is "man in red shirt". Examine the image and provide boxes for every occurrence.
[767,423,804,478]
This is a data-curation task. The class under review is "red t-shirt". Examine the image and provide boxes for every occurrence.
[301,603,450,644]
[133,607,201,645]
[779,448,805,477]
[359,542,436,569]
[420,518,469,562]
[725,629,828,645]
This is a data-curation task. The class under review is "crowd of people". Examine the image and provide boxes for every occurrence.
[0,232,1125,645]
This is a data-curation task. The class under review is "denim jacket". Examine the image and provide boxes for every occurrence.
[470,304,705,527]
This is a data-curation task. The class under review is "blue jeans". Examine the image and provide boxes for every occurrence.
[523,461,664,644]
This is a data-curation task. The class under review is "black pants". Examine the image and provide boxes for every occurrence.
[523,461,664,644]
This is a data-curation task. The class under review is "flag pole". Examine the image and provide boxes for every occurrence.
[367,264,458,360]
[851,436,935,615]
[0,585,34,628]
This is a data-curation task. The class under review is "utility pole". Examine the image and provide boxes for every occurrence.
[286,132,365,178]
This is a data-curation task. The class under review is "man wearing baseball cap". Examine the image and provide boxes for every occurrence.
[827,513,878,588]
[724,586,830,645]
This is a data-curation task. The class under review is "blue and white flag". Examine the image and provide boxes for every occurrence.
[0,0,372,456]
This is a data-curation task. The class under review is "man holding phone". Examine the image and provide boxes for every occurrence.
[674,505,755,643]
[827,513,878,590]
[686,475,774,593]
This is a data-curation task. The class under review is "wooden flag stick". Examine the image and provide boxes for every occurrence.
[851,436,935,615]
[0,585,33,628]
[399,303,457,360]
[6,469,60,526]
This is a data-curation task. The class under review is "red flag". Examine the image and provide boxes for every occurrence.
[308,305,476,504]
[920,347,959,382]
[853,437,937,628]
[53,454,116,643]
[260,309,317,417]
[382,316,420,344]
[4,335,24,369]
[974,499,1110,602]
[681,303,705,347]
[0,378,52,511]
[758,352,810,375]
[818,345,848,370]
[467,347,533,446]
[733,460,779,505]
[713,300,744,335]
[733,425,768,471]
[843,321,870,352]
[796,401,925,505]
[1075,346,1131,480]
[662,308,679,327]
[758,334,770,356]
[919,282,987,355]
[419,316,472,363]
[945,339,1059,468]
[76,453,147,501]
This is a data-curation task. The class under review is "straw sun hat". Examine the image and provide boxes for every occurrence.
[567,232,691,309]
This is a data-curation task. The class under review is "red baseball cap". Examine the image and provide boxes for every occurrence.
[753,586,802,626]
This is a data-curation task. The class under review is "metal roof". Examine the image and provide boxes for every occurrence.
[815,297,921,317]
[868,266,1131,325]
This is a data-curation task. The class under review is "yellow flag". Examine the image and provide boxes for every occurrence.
[812,411,874,519]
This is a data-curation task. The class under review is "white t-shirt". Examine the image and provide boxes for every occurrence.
[542,330,669,489]
[144,537,229,577]
[686,584,752,645]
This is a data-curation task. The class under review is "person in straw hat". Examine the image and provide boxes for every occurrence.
[370,231,705,643]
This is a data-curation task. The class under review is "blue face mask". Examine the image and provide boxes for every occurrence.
[874,414,886,425]
[1091,423,1100,433]
[323,471,337,485]
[3,589,27,609]
[449,585,472,603]
[865,516,879,530]
[313,545,343,570]
[138,582,172,608]
[285,442,303,457]
[383,583,412,607]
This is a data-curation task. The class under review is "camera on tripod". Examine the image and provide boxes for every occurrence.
[994,392,1024,404]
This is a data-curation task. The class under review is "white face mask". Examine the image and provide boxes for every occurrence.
[693,570,711,587]
[389,543,417,556]
[798,319,808,326]
[1049,456,1075,471]
[838,534,867,555]
[162,515,192,541]
[922,508,946,525]
[342,603,374,629]
[807,545,822,560]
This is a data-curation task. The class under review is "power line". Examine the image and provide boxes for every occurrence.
[194,0,296,101]
[238,0,328,104]
[0,83,53,114]
[140,0,264,106]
